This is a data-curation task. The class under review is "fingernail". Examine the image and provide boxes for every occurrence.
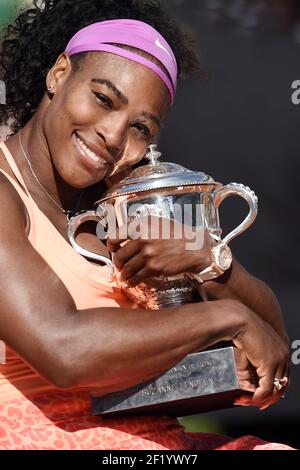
[260,405,269,411]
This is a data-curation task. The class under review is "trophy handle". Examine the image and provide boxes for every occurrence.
[67,209,115,279]
[212,183,258,245]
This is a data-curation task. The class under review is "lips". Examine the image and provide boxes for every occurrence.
[74,133,113,170]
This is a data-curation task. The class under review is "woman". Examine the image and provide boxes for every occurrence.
[0,0,292,450]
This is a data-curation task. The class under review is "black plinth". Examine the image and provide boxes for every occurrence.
[91,346,253,417]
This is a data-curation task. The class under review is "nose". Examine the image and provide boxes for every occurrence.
[96,114,127,161]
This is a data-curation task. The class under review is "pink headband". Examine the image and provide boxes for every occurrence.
[65,19,178,103]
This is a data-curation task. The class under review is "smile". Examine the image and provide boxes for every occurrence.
[75,134,109,169]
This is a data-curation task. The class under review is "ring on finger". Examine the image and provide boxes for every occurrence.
[274,376,288,391]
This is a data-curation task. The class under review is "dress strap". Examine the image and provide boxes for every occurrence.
[0,141,29,196]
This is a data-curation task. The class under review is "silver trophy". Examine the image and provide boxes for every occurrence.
[68,144,258,310]
[68,145,259,416]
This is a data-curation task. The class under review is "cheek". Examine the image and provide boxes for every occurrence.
[52,89,97,130]
[67,94,96,125]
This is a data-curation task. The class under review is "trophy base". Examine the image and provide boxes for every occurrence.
[122,277,201,310]
[91,346,254,417]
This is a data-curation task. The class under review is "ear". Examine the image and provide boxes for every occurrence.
[46,53,73,94]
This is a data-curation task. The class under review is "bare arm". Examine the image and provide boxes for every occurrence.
[0,175,289,405]
[0,174,240,393]
[201,257,289,344]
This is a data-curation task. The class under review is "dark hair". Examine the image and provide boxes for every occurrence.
[0,0,200,133]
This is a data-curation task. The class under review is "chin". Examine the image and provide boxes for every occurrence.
[59,171,99,190]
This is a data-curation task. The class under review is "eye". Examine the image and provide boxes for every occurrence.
[93,91,113,109]
[132,122,152,138]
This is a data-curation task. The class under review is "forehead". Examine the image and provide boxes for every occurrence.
[72,51,170,112]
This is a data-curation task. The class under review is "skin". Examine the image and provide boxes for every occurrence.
[0,51,290,410]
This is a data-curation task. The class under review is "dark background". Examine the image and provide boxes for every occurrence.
[162,0,299,448]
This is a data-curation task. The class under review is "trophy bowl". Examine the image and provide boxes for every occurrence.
[68,144,258,310]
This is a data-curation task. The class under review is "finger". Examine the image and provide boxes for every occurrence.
[234,349,259,395]
[107,217,147,250]
[235,380,286,410]
[234,394,273,409]
[107,225,129,249]
[235,349,256,380]
[240,387,283,410]
[120,255,146,282]
[234,394,255,406]
[253,369,276,403]
[127,266,154,287]
[254,364,288,410]
[107,240,122,253]
[112,240,140,270]
[268,366,290,409]
[237,380,257,394]
[236,367,257,394]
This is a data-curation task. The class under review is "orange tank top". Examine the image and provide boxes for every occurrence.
[0,141,135,402]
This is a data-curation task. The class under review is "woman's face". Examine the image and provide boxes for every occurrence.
[44,52,171,189]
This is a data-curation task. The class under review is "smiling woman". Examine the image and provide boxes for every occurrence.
[0,0,293,451]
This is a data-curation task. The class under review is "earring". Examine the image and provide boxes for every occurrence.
[47,84,54,92]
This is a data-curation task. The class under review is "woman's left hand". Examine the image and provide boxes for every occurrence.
[107,216,213,286]
[233,347,289,410]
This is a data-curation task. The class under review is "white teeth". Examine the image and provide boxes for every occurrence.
[75,135,107,165]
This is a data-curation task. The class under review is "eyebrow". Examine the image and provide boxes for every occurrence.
[139,112,162,130]
[91,79,128,105]
[91,78,162,129]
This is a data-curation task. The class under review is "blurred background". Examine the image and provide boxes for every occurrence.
[1,0,299,448]
[164,0,300,449]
